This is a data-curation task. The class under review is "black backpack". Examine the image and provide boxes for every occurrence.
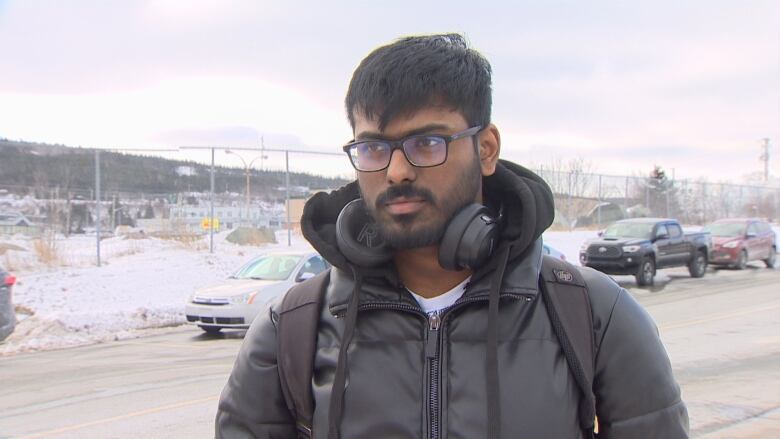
[276,255,597,438]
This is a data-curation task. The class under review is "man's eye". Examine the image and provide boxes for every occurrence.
[411,137,442,149]
[360,142,387,154]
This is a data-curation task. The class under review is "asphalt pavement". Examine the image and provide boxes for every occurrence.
[0,263,778,438]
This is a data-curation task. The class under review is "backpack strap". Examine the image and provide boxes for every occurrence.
[539,255,597,437]
[277,269,330,438]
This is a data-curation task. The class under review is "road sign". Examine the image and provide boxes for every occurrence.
[201,217,220,231]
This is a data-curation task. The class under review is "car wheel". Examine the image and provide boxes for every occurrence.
[765,247,776,268]
[635,258,655,287]
[735,250,748,270]
[688,251,707,278]
[199,326,222,334]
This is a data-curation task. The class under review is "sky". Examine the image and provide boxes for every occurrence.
[0,0,778,182]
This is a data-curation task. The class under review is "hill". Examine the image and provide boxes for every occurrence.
[0,139,349,200]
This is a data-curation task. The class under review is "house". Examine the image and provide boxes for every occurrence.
[0,211,40,235]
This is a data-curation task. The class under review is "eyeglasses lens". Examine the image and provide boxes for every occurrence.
[403,136,447,167]
[352,142,390,171]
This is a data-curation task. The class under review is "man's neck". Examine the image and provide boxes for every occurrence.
[393,246,472,299]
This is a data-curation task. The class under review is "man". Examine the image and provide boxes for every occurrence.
[216,34,689,438]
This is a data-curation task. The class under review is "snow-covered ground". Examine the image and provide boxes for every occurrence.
[2,224,776,356]
[1,230,314,355]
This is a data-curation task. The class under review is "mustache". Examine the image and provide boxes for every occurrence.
[375,184,436,209]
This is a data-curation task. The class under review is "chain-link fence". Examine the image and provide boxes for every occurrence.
[0,144,354,266]
[2,143,778,257]
[534,167,780,230]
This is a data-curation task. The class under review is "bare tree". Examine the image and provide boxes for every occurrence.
[539,157,595,229]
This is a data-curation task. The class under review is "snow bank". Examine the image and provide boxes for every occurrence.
[1,230,313,355]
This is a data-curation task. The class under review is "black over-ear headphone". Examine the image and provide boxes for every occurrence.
[335,199,502,271]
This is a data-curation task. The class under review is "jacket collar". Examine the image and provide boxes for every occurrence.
[326,239,543,316]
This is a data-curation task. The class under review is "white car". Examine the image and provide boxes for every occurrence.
[185,252,329,333]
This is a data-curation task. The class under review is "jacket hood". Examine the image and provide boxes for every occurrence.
[301,159,555,276]
[302,159,554,279]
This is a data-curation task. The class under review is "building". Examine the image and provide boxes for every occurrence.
[168,205,286,231]
[0,211,39,235]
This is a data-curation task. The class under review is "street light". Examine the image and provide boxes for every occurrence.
[225,150,267,223]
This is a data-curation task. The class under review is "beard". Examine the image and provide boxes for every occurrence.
[361,158,482,250]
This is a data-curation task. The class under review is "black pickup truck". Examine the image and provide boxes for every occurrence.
[579,218,711,286]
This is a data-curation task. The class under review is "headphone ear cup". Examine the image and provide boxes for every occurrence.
[336,199,393,267]
[459,212,499,269]
[438,204,499,271]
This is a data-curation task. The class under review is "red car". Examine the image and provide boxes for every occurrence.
[704,218,776,269]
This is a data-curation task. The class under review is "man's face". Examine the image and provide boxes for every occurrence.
[352,107,491,250]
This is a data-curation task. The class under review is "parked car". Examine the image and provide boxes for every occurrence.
[579,218,711,287]
[1,265,17,342]
[704,218,776,269]
[185,252,329,333]
[543,243,567,261]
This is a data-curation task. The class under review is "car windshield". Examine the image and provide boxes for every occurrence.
[703,222,746,237]
[603,222,655,239]
[232,255,302,281]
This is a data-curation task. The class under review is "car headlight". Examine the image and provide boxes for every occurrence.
[622,245,641,253]
[723,241,739,249]
[229,292,258,304]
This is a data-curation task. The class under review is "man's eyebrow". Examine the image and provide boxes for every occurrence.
[355,123,453,141]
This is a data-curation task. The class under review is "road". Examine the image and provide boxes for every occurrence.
[0,264,778,438]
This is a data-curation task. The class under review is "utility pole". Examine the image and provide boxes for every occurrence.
[760,138,770,183]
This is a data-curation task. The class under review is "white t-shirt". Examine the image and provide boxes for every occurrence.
[407,276,471,315]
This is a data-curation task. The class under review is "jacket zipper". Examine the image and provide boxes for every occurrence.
[427,310,442,439]
[351,293,534,439]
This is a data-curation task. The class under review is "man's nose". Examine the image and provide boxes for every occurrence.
[385,149,416,184]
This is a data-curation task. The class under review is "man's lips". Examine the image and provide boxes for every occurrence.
[384,198,427,215]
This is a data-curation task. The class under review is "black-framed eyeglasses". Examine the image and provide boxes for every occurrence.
[342,125,483,172]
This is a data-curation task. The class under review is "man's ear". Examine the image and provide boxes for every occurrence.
[478,124,500,176]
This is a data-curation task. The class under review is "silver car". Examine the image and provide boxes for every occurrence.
[185,252,329,333]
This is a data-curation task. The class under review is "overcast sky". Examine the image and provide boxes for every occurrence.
[1,0,778,182]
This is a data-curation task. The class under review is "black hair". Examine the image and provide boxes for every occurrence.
[345,33,492,132]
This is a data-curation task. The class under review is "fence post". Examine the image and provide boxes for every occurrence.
[597,174,602,225]
[95,149,101,267]
[625,177,629,213]
[209,148,215,254]
[666,189,670,218]
[286,150,291,246]
[702,182,707,224]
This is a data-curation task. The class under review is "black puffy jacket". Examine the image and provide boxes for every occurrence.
[216,161,689,438]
